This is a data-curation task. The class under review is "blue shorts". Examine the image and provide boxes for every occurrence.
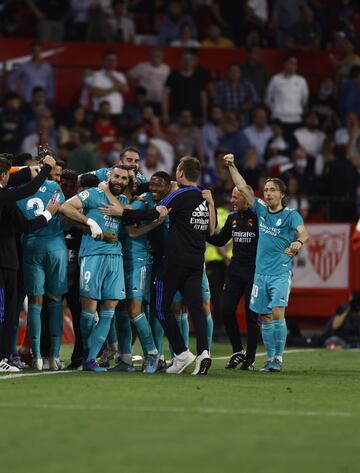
[23,249,68,297]
[249,271,292,315]
[172,269,211,305]
[125,259,152,302]
[79,254,125,301]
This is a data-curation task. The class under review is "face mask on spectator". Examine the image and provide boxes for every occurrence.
[138,133,148,145]
[296,159,307,169]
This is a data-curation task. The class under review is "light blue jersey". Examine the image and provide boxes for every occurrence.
[92,167,148,185]
[252,198,304,276]
[17,180,66,253]
[77,188,128,258]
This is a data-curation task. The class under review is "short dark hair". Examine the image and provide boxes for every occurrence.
[32,86,45,95]
[178,156,201,181]
[0,153,14,162]
[120,147,140,159]
[283,54,297,64]
[61,169,78,183]
[0,157,12,175]
[151,171,171,185]
[55,159,65,168]
[112,163,130,172]
[78,173,100,188]
[13,153,33,166]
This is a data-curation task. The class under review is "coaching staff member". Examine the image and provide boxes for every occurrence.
[121,157,216,375]
[207,186,260,371]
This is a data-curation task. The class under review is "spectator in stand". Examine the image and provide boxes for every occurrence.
[208,149,234,201]
[239,147,263,192]
[93,100,118,155]
[26,0,69,41]
[66,130,100,174]
[69,0,93,41]
[286,175,310,220]
[202,104,224,170]
[177,109,205,163]
[124,124,148,160]
[20,113,57,157]
[323,144,358,221]
[158,0,197,46]
[91,50,129,124]
[7,41,54,104]
[281,147,317,196]
[22,86,51,136]
[163,49,210,124]
[211,0,246,45]
[265,55,309,139]
[294,111,326,159]
[171,22,200,48]
[285,4,321,52]
[218,113,249,167]
[335,112,360,167]
[330,33,360,91]
[309,77,341,133]
[214,64,259,127]
[243,106,273,164]
[58,105,91,145]
[141,105,165,139]
[314,137,335,178]
[0,93,24,155]
[270,0,307,47]
[264,119,297,170]
[242,0,269,46]
[141,142,166,181]
[127,47,170,116]
[86,0,113,42]
[108,0,136,43]
[240,46,271,99]
[122,86,149,130]
[340,65,360,121]
[200,23,235,49]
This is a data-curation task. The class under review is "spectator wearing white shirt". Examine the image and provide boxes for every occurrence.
[108,0,136,43]
[266,55,309,138]
[127,47,170,116]
[243,106,273,163]
[171,22,201,48]
[294,111,326,158]
[91,50,129,121]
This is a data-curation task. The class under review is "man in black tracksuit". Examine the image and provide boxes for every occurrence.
[0,155,57,371]
[207,186,260,370]
[123,157,217,375]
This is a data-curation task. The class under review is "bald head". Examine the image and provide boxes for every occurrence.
[231,186,254,211]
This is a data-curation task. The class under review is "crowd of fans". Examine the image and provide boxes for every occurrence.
[1,0,360,222]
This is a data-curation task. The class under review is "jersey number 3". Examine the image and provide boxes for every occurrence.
[27,197,45,216]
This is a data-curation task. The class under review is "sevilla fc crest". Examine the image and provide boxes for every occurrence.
[307,232,346,281]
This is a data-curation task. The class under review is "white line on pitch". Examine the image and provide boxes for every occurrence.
[0,401,353,418]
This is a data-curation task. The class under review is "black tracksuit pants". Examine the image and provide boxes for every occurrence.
[0,268,18,360]
[155,262,208,356]
[222,271,260,363]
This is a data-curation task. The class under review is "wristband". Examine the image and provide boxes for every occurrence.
[41,210,52,222]
[87,218,103,238]
[295,239,303,246]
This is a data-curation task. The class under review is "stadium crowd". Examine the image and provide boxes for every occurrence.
[0,0,359,374]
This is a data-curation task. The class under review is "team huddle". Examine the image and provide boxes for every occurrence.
[0,146,309,375]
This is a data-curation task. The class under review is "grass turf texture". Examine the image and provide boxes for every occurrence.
[1,343,359,473]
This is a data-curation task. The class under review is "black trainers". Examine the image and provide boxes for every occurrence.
[225,351,246,369]
[239,360,255,371]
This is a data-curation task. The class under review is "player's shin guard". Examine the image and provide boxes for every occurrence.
[150,313,164,356]
[131,312,157,355]
[115,309,132,361]
[87,308,114,361]
[273,319,287,359]
[80,310,96,356]
[206,313,214,351]
[261,320,275,360]
[48,300,63,357]
[27,304,42,358]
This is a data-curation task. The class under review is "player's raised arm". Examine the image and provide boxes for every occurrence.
[224,154,255,206]
[202,189,216,236]
[60,196,102,239]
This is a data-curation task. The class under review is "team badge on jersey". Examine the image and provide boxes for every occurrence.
[276,218,282,226]
[79,190,90,200]
[247,218,254,227]
[232,220,237,227]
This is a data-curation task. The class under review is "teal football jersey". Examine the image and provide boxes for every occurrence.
[77,188,128,258]
[252,198,304,275]
[17,180,66,253]
[93,167,148,185]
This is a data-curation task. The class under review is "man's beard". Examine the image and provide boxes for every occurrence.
[109,180,125,195]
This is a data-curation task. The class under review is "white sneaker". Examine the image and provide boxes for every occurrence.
[191,350,212,375]
[165,349,195,374]
[32,358,43,371]
[42,357,50,370]
[0,358,20,373]
[49,357,65,371]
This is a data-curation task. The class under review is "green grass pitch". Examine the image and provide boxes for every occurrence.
[1,342,359,473]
